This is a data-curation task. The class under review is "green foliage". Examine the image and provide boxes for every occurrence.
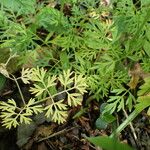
[36,7,70,33]
[104,88,135,114]
[96,103,116,129]
[0,2,150,149]
[1,23,35,53]
[87,136,134,150]
[110,77,150,137]
[138,77,150,96]
[0,0,36,15]
[0,68,87,129]
[0,98,42,129]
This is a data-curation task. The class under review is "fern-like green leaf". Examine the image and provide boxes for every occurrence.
[52,110,67,124]
[45,100,67,124]
[21,68,33,84]
[2,118,19,129]
[0,98,43,128]
[31,67,46,82]
[30,84,45,97]
[0,99,16,111]
[0,68,87,128]
[47,75,56,88]
[58,70,74,88]
[54,100,68,110]
[67,93,82,106]
[74,74,87,94]
[26,98,43,114]
[19,114,32,124]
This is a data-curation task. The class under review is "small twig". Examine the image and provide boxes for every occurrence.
[37,127,77,142]
[123,109,137,140]
[2,90,13,96]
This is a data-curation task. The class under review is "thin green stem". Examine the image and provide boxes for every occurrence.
[110,110,138,138]
[11,75,26,106]
[123,109,137,140]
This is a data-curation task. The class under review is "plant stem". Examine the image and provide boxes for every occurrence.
[123,109,137,140]
[12,75,26,106]
[110,110,138,138]
[42,80,56,106]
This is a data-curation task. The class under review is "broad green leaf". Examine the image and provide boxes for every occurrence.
[102,113,116,123]
[87,136,134,150]
[17,122,37,147]
[95,117,108,130]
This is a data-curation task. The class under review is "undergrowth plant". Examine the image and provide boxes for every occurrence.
[0,61,87,128]
[111,75,150,135]
[0,1,150,149]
